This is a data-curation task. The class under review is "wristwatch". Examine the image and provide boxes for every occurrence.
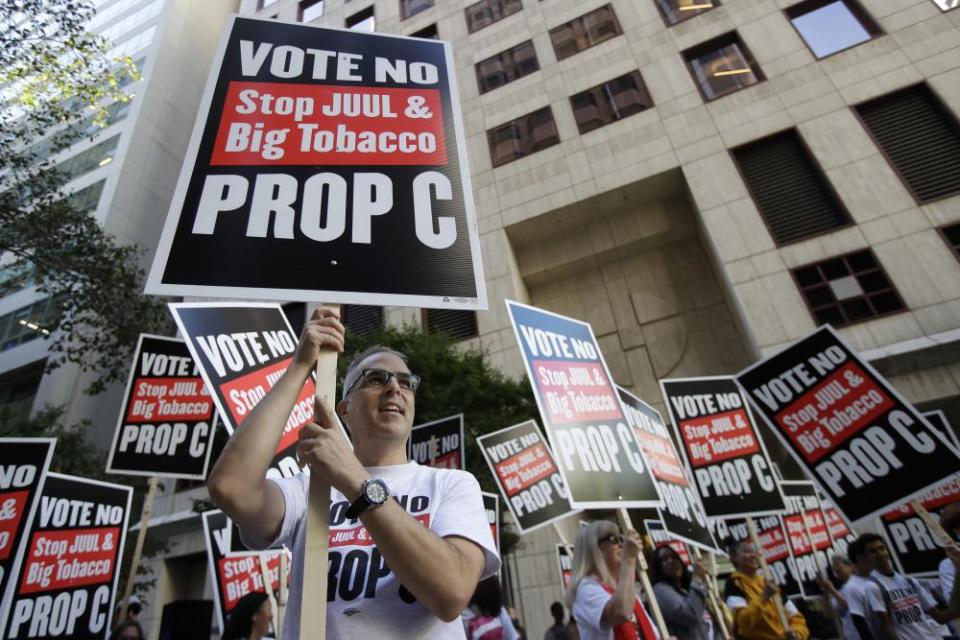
[345,479,390,519]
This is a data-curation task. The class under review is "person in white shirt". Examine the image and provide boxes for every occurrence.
[833,535,888,640]
[208,308,500,639]
[566,521,660,640]
[863,533,955,640]
[938,502,959,615]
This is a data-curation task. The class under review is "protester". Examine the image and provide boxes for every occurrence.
[108,621,144,640]
[545,602,567,640]
[565,520,660,640]
[827,536,886,640]
[722,538,809,640]
[940,503,960,609]
[649,545,715,640]
[866,532,956,639]
[221,592,272,640]
[461,576,518,640]
[948,544,960,614]
[208,308,499,638]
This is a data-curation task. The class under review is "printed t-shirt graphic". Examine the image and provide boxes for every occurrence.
[244,462,499,639]
[870,571,941,640]
[736,325,960,522]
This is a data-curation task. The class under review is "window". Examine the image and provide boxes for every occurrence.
[683,32,763,101]
[346,6,375,31]
[423,310,478,341]
[57,135,121,182]
[466,0,522,33]
[299,0,324,21]
[941,223,960,262]
[410,23,438,39]
[855,84,960,204]
[343,305,384,337]
[487,107,560,167]
[570,71,653,134]
[401,0,434,20]
[0,297,61,352]
[476,41,539,94]
[654,0,719,26]
[64,180,106,215]
[786,0,881,58]
[793,250,905,327]
[259,0,280,8]
[549,5,622,61]
[732,129,849,245]
[0,262,35,298]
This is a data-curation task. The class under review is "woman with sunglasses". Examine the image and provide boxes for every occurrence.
[566,521,662,640]
[650,546,716,640]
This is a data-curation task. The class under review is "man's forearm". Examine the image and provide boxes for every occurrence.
[360,499,483,621]
[208,362,311,512]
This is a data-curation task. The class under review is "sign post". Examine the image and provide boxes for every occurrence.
[616,509,669,639]
[746,517,790,630]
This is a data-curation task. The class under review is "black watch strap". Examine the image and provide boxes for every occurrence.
[345,479,388,519]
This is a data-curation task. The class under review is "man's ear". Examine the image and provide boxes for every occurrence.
[336,397,349,419]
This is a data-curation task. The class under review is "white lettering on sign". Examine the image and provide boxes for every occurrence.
[669,393,741,420]
[750,347,847,412]
[191,172,456,251]
[140,352,198,377]
[553,424,644,474]
[9,585,110,637]
[0,464,37,490]
[193,330,295,378]
[117,422,209,457]
[692,455,774,497]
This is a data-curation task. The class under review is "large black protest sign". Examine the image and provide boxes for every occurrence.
[879,474,960,577]
[660,377,784,519]
[819,493,856,558]
[170,303,316,478]
[779,481,831,597]
[482,492,499,553]
[202,510,285,632]
[737,325,960,522]
[923,410,959,451]
[716,515,801,598]
[409,415,463,469]
[2,474,131,640]
[106,335,217,479]
[0,439,54,636]
[643,520,692,567]
[146,16,485,310]
[477,420,575,533]
[507,301,663,509]
[556,544,572,589]
[618,388,719,552]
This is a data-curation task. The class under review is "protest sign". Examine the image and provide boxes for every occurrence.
[715,515,801,597]
[146,16,485,310]
[737,325,960,522]
[2,473,131,640]
[660,377,785,519]
[643,520,692,566]
[170,302,317,477]
[106,335,217,479]
[618,387,720,552]
[408,414,463,469]
[482,492,499,553]
[506,301,663,509]
[818,494,856,558]
[923,410,959,451]
[779,481,831,597]
[201,509,285,632]
[0,439,55,637]
[477,420,575,534]
[555,544,572,589]
[878,473,960,577]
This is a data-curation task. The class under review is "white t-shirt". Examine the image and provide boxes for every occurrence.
[940,556,956,605]
[572,577,660,640]
[245,463,500,639]
[870,571,941,640]
[839,574,886,640]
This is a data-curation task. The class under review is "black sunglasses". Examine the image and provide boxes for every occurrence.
[346,368,421,395]
[599,533,624,546]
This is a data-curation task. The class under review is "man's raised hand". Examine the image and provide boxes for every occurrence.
[297,395,367,498]
[292,307,345,369]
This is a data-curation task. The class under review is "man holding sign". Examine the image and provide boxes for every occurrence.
[208,309,499,639]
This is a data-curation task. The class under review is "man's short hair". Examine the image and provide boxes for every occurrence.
[722,536,749,560]
[341,345,410,400]
[849,532,884,563]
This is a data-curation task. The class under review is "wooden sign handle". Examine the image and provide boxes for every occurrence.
[616,509,669,639]
[746,516,790,631]
[691,546,732,640]
[300,304,340,639]
[259,553,279,633]
[278,550,288,638]
[912,499,955,546]
[118,475,159,626]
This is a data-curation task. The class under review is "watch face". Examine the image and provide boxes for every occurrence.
[365,480,388,504]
